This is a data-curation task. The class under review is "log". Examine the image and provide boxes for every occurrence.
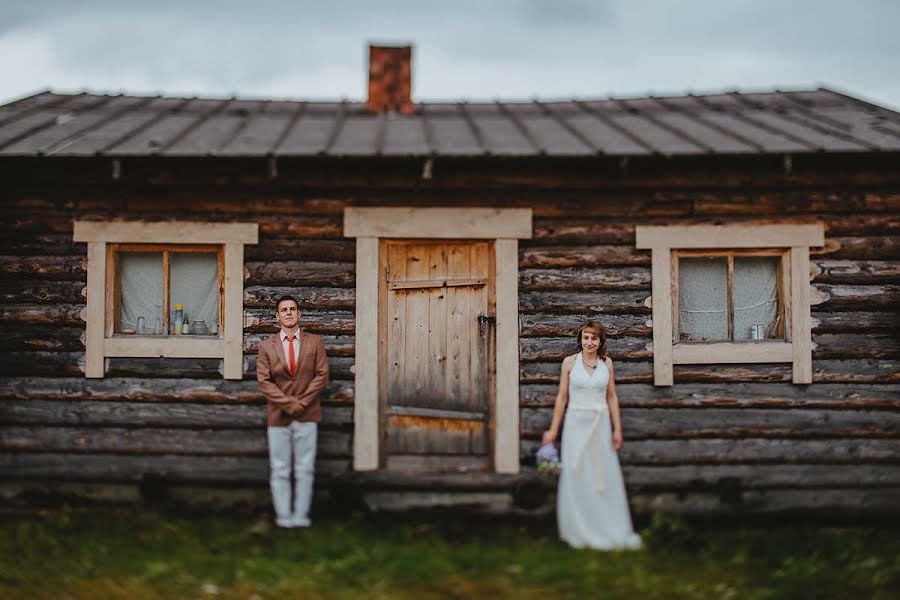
[0,280,85,304]
[518,312,896,338]
[627,488,900,517]
[520,291,651,314]
[0,377,353,404]
[520,336,652,361]
[243,286,355,309]
[245,261,355,287]
[0,426,351,457]
[4,326,84,351]
[256,217,344,238]
[812,260,900,284]
[0,303,84,325]
[0,453,350,483]
[244,309,354,334]
[520,359,900,384]
[105,358,222,379]
[520,437,900,465]
[243,355,354,380]
[0,256,85,280]
[531,220,634,244]
[520,245,651,268]
[244,333,354,356]
[246,238,354,262]
[521,406,900,437]
[0,352,83,377]
[520,313,651,337]
[0,233,83,256]
[813,284,900,310]
[690,192,900,216]
[815,236,899,260]
[519,267,651,290]
[520,332,899,362]
[0,399,354,429]
[812,311,900,333]
[519,382,900,409]
[617,464,900,491]
[813,333,900,359]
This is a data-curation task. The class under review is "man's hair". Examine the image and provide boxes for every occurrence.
[275,295,300,311]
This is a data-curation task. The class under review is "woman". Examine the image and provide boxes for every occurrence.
[543,321,642,550]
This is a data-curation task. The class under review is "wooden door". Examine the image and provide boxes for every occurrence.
[382,240,495,473]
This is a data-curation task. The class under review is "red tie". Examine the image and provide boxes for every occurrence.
[287,335,296,375]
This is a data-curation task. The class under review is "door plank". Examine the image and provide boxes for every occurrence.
[469,242,490,413]
[446,243,472,410]
[387,243,407,406]
[428,244,448,404]
[404,244,431,407]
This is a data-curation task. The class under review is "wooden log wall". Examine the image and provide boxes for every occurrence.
[1,187,898,516]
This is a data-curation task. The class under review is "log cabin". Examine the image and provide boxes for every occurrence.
[1,45,898,518]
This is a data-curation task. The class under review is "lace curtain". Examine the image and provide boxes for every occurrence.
[679,256,778,341]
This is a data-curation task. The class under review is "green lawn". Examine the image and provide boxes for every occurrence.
[1,509,898,599]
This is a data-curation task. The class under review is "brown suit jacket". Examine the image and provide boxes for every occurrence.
[256,329,329,426]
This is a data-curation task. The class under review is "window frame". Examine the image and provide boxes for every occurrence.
[636,223,824,386]
[74,221,258,380]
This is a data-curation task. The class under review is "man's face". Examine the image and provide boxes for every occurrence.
[276,300,300,330]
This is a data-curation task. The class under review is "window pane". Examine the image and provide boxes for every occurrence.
[170,252,219,334]
[734,256,779,340]
[120,252,163,333]
[679,257,728,341]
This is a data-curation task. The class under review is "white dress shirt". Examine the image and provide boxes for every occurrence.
[279,329,301,367]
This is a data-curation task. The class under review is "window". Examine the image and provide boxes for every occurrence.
[112,245,223,336]
[74,221,258,379]
[676,251,785,342]
[635,224,824,386]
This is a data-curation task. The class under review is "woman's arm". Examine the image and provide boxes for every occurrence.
[605,357,624,451]
[543,355,574,444]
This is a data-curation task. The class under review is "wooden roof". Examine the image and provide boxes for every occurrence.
[1,88,898,158]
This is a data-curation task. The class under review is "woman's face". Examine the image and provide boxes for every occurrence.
[581,330,601,353]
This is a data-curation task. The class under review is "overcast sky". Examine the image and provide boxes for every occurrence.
[2,0,899,109]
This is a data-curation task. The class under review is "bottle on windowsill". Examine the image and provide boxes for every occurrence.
[174,304,183,335]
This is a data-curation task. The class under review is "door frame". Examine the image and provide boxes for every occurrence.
[344,207,532,474]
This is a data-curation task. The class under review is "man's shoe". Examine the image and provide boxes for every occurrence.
[291,516,311,528]
[275,517,294,528]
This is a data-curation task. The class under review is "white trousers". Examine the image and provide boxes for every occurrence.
[267,421,317,525]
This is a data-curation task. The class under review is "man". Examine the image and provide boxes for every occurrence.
[256,295,329,528]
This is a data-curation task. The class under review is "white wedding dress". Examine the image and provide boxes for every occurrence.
[557,353,642,550]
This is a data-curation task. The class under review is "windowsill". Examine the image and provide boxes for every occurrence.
[104,336,225,358]
[672,341,793,364]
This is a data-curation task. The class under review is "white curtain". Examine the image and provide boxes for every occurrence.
[119,251,218,335]
[733,257,778,340]
[170,252,219,332]
[120,252,163,332]
[678,257,728,341]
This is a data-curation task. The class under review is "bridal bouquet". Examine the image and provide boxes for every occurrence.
[535,442,561,476]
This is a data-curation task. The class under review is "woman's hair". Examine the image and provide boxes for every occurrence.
[575,320,608,359]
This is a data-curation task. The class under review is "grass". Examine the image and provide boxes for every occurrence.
[1,509,898,599]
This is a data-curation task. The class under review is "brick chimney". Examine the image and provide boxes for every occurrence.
[366,44,414,115]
